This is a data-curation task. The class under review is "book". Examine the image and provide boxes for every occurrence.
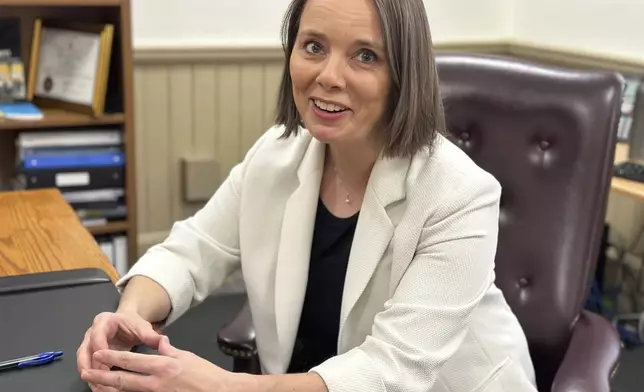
[17,129,122,148]
[0,102,43,120]
[96,234,129,277]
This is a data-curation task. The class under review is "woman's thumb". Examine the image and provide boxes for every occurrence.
[158,335,179,357]
[137,323,163,348]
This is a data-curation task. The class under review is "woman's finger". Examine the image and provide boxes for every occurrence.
[81,369,152,392]
[88,382,120,392]
[89,320,112,354]
[157,336,181,358]
[89,314,118,370]
[77,330,93,373]
[93,349,169,375]
[133,322,163,349]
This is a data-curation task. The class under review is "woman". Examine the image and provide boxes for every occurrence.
[77,0,538,391]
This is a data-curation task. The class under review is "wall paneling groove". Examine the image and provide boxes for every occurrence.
[133,59,284,253]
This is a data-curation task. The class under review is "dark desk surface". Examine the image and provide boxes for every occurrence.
[0,268,120,391]
[0,189,120,283]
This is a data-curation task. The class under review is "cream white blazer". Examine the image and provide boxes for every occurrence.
[118,126,538,392]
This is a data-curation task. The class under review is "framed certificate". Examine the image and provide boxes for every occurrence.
[26,19,114,116]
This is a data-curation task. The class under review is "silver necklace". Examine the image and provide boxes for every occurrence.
[332,165,351,204]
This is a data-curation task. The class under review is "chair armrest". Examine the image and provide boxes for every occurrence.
[551,310,621,392]
[217,300,257,359]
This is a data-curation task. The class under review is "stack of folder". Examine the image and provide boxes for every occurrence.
[14,129,129,276]
[617,77,642,142]
[95,234,128,277]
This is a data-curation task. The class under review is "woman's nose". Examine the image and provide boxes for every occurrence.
[315,56,346,91]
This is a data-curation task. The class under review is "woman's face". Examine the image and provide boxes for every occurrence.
[289,0,391,147]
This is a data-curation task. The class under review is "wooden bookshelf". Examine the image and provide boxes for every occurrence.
[88,220,130,235]
[0,109,125,131]
[0,0,138,266]
[0,0,124,6]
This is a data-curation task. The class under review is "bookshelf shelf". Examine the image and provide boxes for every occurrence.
[0,0,123,6]
[0,109,126,131]
[87,221,130,235]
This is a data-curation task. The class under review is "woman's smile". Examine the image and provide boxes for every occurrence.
[309,98,352,122]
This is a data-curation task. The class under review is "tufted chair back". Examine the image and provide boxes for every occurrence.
[435,53,623,389]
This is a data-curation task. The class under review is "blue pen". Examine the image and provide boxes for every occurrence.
[0,351,63,371]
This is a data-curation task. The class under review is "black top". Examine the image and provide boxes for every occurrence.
[287,199,359,373]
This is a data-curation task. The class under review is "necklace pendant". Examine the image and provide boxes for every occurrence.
[345,193,351,204]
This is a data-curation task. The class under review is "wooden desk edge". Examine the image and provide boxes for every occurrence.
[611,177,644,201]
[0,189,121,284]
[611,143,644,201]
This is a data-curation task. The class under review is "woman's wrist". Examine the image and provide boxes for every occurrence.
[222,372,263,392]
[236,372,328,392]
[115,304,167,335]
[116,303,167,328]
[116,276,172,324]
[115,302,140,316]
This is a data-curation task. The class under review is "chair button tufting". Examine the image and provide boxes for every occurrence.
[461,131,470,141]
[539,140,550,150]
[518,277,530,288]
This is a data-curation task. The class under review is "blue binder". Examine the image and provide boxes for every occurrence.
[22,152,125,169]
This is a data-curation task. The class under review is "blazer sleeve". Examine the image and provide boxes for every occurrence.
[310,172,502,392]
[115,131,269,326]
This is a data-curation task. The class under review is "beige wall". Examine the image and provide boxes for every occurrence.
[513,0,643,62]
[133,49,284,252]
[132,45,644,263]
[133,0,512,48]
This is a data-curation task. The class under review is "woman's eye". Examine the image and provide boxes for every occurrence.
[305,41,324,54]
[356,49,377,64]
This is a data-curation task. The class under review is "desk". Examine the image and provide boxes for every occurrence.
[610,142,644,202]
[611,177,644,201]
[0,189,119,283]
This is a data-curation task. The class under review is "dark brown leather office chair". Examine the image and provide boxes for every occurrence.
[217,53,624,391]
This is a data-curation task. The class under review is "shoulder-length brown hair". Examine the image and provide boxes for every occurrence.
[274,0,447,158]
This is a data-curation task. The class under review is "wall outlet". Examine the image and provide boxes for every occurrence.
[181,157,219,203]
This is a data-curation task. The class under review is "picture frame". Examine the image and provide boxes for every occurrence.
[26,19,114,116]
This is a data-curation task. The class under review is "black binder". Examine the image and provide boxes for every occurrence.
[0,269,120,392]
[17,166,125,191]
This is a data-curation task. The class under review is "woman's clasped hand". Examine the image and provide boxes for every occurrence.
[77,311,243,392]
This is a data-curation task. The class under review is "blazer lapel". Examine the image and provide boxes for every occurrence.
[338,155,410,348]
[274,136,325,371]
